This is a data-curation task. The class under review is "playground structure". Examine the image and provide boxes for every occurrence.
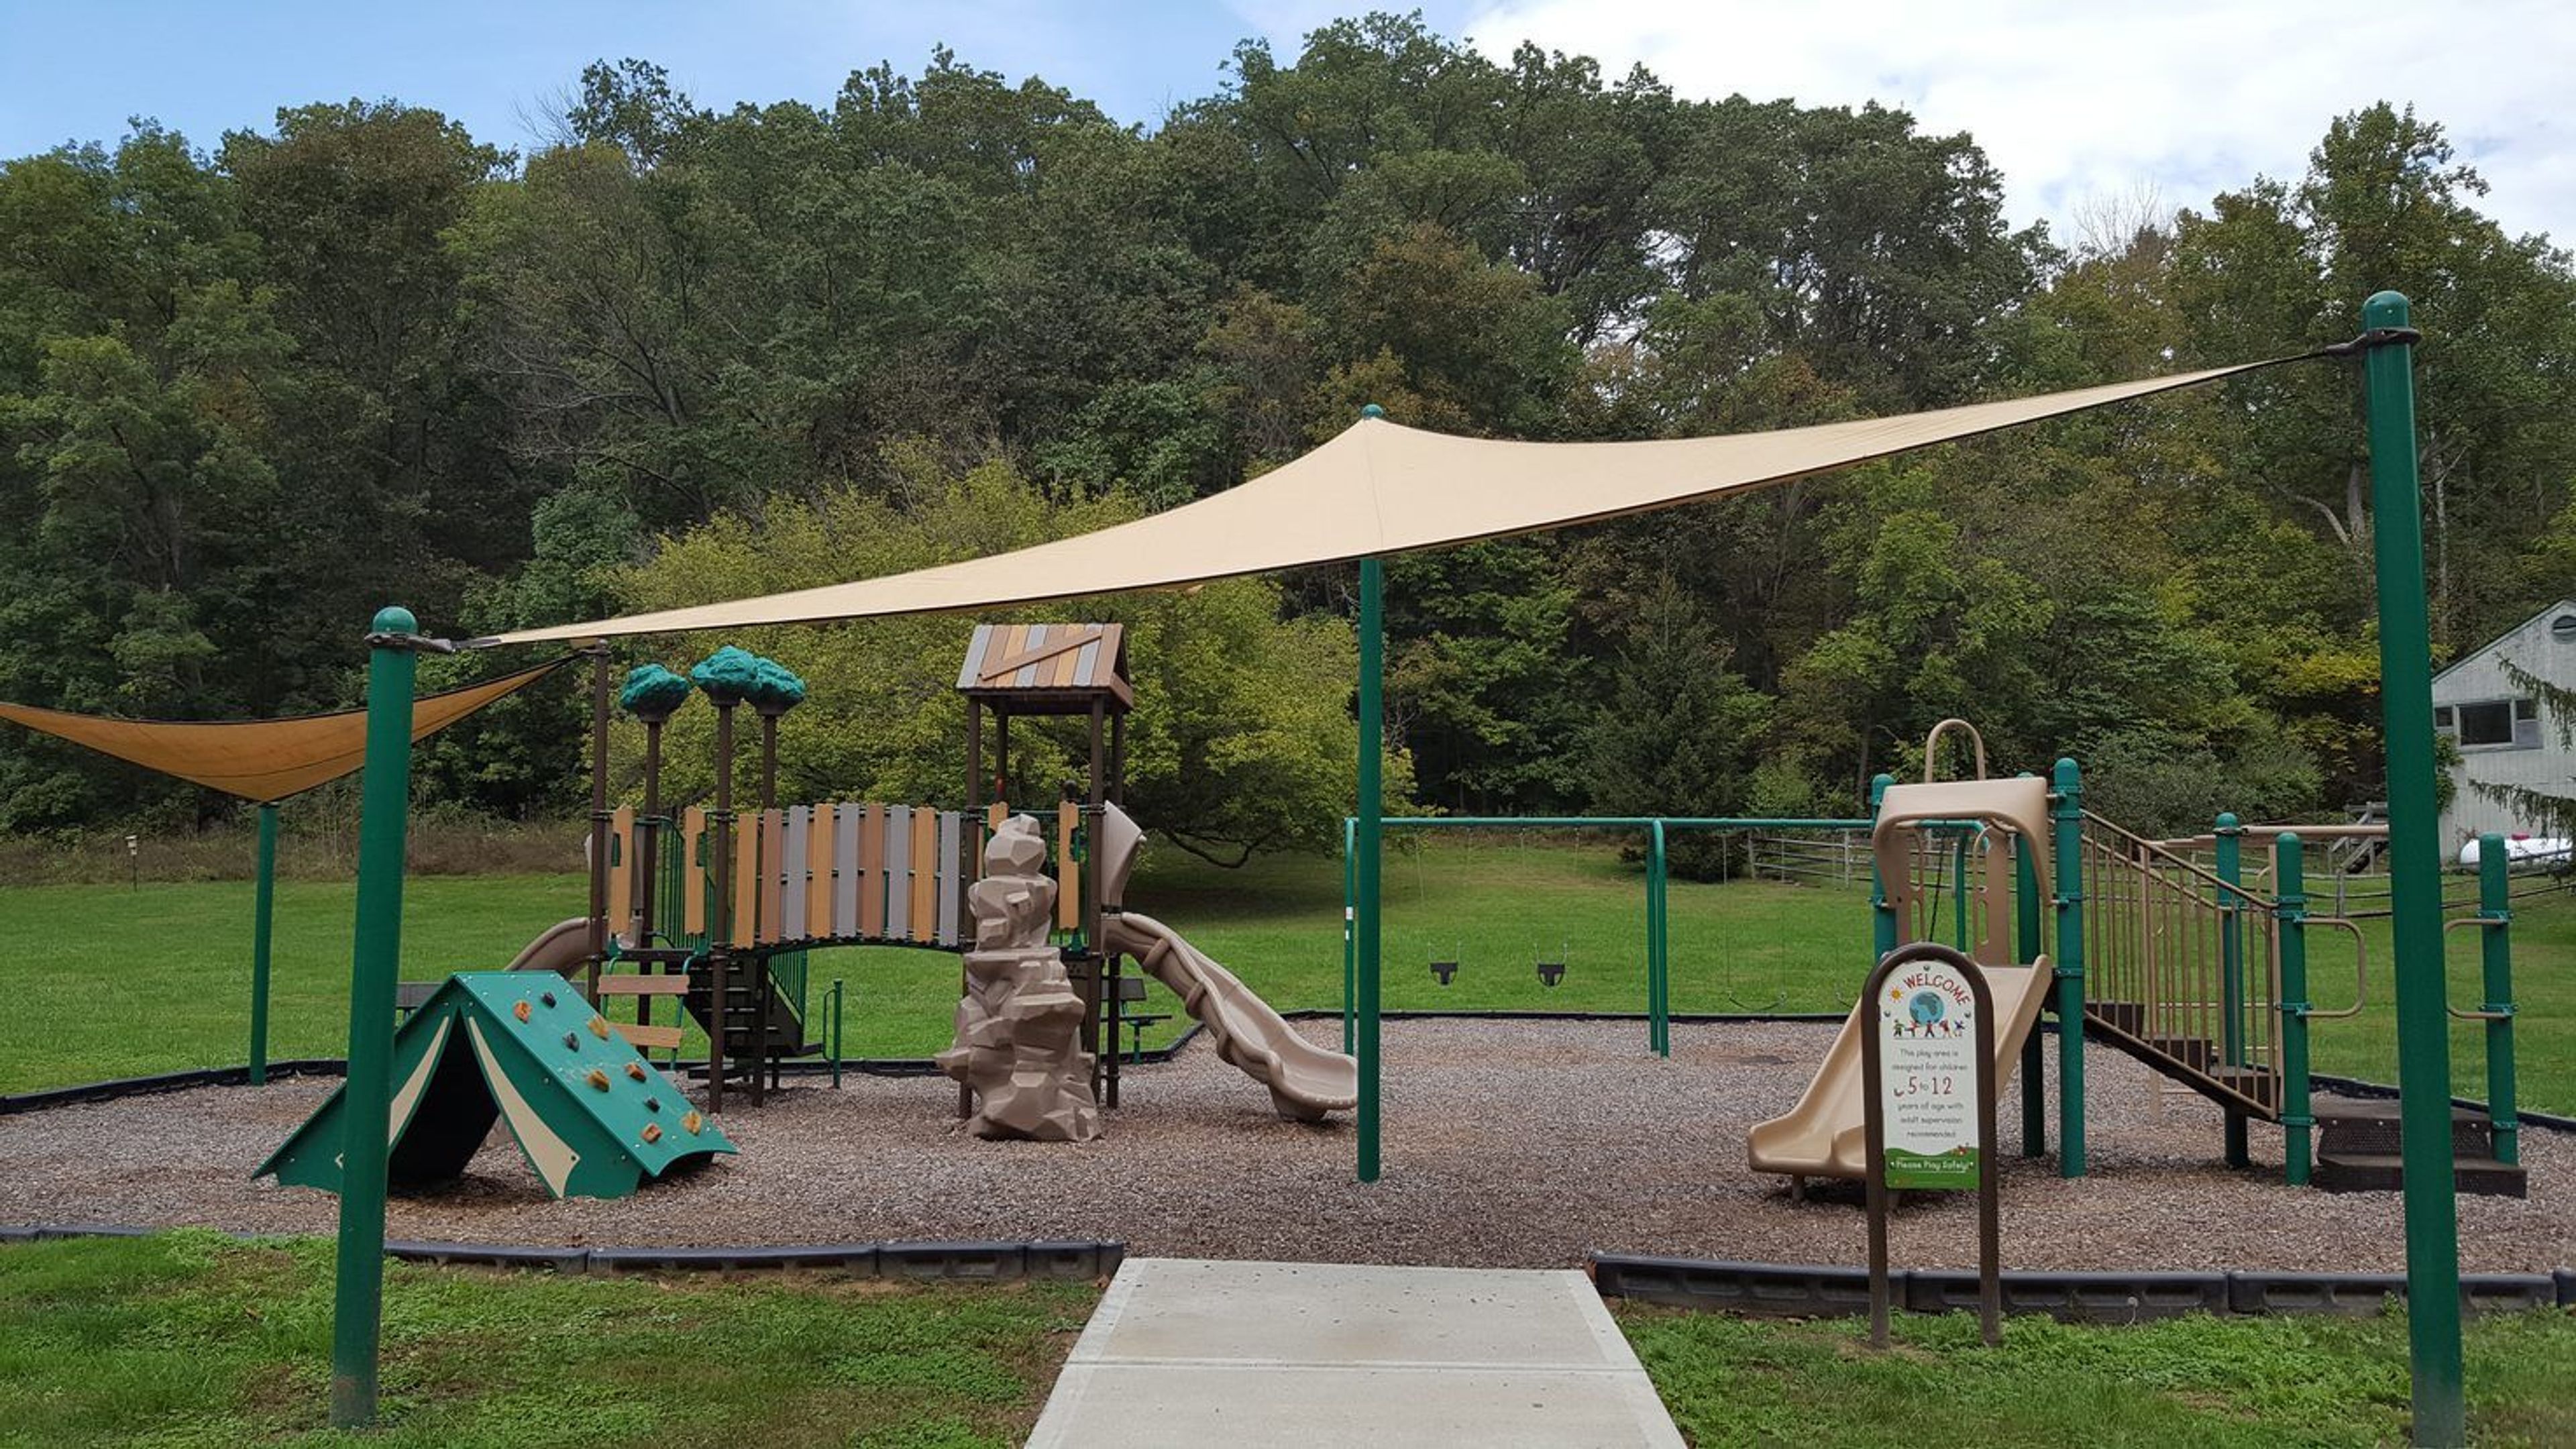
[541,623,1352,1129]
[257,971,736,1201]
[1737,720,2525,1198]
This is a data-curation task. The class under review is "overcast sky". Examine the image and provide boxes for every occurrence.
[1,1,2566,248]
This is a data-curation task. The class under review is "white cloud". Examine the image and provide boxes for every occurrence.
[1459,0,2573,248]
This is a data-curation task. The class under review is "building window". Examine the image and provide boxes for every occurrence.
[2445,697,2540,750]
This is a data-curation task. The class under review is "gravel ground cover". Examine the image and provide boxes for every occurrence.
[2,1020,2566,1272]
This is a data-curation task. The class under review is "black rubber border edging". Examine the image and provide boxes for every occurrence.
[1591,1253,2575,1318]
[0,1223,1123,1280]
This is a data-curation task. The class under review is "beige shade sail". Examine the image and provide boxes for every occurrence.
[477,360,2281,648]
[0,657,570,802]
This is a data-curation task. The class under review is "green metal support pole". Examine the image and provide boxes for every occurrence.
[830,977,844,1091]
[248,801,279,1086]
[1868,774,1897,959]
[329,606,424,1429]
[2359,291,2464,1446]
[2275,833,2314,1187]
[1648,821,1668,1057]
[1342,816,1356,1056]
[2017,837,2045,1156]
[2216,812,2250,1169]
[2050,758,2086,1178]
[1355,551,1385,1184]
[2475,835,2517,1166]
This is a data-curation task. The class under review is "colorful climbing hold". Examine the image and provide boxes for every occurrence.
[513,1000,532,1023]
[541,991,557,1008]
[625,1061,647,1082]
[640,1122,663,1144]
[563,1031,578,1049]
[682,1110,704,1136]
[586,1067,610,1091]
[643,1097,660,1112]
[587,1015,610,1040]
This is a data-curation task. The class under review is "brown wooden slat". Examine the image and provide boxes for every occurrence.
[616,1023,686,1051]
[758,808,785,945]
[909,808,938,943]
[1056,800,1079,930]
[858,803,886,938]
[604,805,635,941]
[808,802,837,941]
[595,975,691,997]
[682,807,707,936]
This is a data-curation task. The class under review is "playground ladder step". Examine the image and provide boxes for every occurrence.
[615,947,698,967]
[2080,1005,2278,1122]
[2314,1097,2498,1159]
[2143,1035,2216,1070]
[2310,1150,2526,1199]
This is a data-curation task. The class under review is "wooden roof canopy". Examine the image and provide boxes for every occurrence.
[955,623,1132,714]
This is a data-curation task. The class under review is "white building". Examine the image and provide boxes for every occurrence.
[2431,597,2576,847]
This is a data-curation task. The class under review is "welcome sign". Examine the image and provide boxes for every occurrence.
[1876,957,1982,1190]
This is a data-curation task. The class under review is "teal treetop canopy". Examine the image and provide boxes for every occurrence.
[619,663,693,722]
[689,645,762,705]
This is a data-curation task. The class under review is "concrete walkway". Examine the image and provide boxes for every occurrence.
[1028,1258,1684,1448]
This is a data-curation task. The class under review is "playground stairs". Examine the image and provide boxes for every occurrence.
[2082,999,2526,1199]
[2310,1097,2526,1199]
[594,947,820,1083]
[2082,998,2281,1120]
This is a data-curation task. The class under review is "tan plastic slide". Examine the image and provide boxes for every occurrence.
[506,917,596,975]
[1744,960,2054,1179]
[1102,912,1359,1122]
[1748,759,2057,1181]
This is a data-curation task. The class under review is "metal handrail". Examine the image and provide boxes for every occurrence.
[2442,915,2515,1021]
[2301,916,2370,1020]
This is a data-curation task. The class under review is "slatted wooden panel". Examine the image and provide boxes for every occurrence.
[859,803,886,938]
[935,810,962,947]
[682,808,707,935]
[595,975,690,997]
[783,806,810,940]
[834,804,861,936]
[1056,801,1080,930]
[885,806,912,938]
[731,812,758,949]
[604,806,635,942]
[807,803,837,941]
[616,1023,686,1051]
[909,808,938,943]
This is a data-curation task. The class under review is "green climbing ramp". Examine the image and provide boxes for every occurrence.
[257,971,736,1201]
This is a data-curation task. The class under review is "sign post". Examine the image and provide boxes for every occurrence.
[1863,941,2002,1347]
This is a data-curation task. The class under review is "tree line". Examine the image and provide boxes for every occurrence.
[3,12,2571,849]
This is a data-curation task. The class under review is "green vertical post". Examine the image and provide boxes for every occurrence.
[2050,758,2086,1178]
[1648,821,1668,1057]
[329,606,425,1429]
[1868,774,1897,958]
[2275,833,2314,1187]
[1355,549,1385,1183]
[2474,835,2517,1165]
[1949,831,1970,951]
[2016,835,2045,1156]
[248,801,280,1085]
[1342,816,1356,1055]
[829,977,844,1091]
[2359,290,2463,1446]
[2215,812,2249,1168]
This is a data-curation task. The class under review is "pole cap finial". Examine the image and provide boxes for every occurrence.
[2363,290,2411,327]
[371,605,417,635]
[1360,402,1386,419]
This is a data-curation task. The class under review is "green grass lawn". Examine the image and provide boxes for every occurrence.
[3,1232,2570,1448]
[4,838,2571,1114]
[0,1231,1093,1448]
[1618,1299,2576,1448]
